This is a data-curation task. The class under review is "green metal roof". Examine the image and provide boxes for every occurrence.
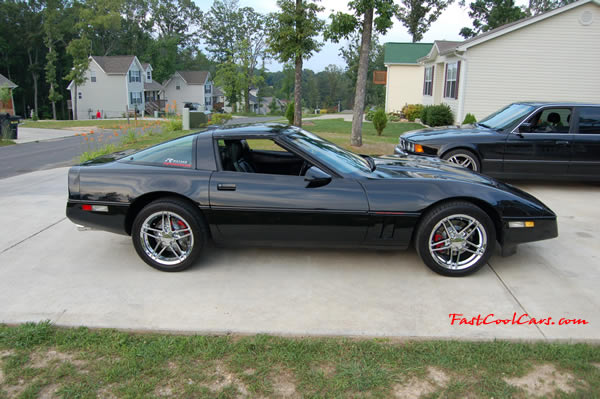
[384,42,433,65]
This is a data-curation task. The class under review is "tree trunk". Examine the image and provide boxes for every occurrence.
[245,88,250,113]
[293,55,302,127]
[73,83,78,120]
[28,50,39,117]
[350,8,374,147]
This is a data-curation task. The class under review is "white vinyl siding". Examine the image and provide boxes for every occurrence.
[163,73,210,113]
[384,64,425,113]
[463,2,600,122]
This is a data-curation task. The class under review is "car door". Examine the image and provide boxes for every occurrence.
[209,137,370,245]
[503,107,573,177]
[569,106,600,177]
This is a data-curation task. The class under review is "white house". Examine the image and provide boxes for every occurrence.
[162,71,213,113]
[383,42,434,113]
[141,63,165,114]
[67,55,155,120]
[419,0,600,123]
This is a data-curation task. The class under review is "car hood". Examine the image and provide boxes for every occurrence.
[401,124,499,142]
[371,155,496,185]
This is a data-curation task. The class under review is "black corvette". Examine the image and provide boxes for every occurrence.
[66,124,558,276]
[396,102,600,180]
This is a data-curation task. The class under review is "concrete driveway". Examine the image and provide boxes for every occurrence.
[0,168,599,341]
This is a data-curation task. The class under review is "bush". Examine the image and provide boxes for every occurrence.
[387,112,402,122]
[285,102,294,124]
[462,113,477,124]
[165,118,183,132]
[372,109,388,136]
[420,104,454,127]
[401,104,424,122]
[211,113,232,125]
[365,109,376,121]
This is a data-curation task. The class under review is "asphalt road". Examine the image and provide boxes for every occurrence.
[1,167,599,340]
[0,130,116,179]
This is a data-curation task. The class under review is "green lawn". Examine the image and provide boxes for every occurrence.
[304,118,423,155]
[0,140,15,146]
[20,119,160,130]
[0,323,598,398]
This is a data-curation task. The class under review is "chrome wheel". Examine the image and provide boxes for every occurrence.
[446,153,478,171]
[140,211,194,266]
[428,214,487,271]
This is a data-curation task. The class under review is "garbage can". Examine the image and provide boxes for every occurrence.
[1,114,19,139]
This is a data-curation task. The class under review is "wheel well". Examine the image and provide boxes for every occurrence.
[441,147,481,162]
[125,192,207,236]
[410,197,503,247]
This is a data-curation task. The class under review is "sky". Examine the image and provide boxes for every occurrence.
[195,0,530,72]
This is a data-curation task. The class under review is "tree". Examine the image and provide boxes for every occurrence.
[44,0,65,120]
[372,108,387,136]
[65,37,91,120]
[397,0,454,42]
[459,0,526,38]
[214,58,243,113]
[325,0,398,147]
[150,0,203,47]
[527,0,575,15]
[267,0,324,127]
[202,0,243,64]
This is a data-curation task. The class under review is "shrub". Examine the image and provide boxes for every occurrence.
[462,113,477,124]
[165,118,183,132]
[365,109,377,121]
[387,112,402,122]
[285,102,294,124]
[420,104,454,127]
[401,104,424,122]
[211,113,232,125]
[372,109,388,136]
[31,111,39,121]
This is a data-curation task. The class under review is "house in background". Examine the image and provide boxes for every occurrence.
[384,42,433,113]
[67,55,149,120]
[419,0,600,123]
[141,63,165,115]
[162,71,213,113]
[0,73,17,115]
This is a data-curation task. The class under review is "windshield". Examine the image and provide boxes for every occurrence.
[478,104,535,130]
[285,129,372,174]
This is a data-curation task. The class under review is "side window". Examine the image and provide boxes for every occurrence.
[217,138,307,175]
[577,107,600,134]
[528,108,571,133]
[127,135,194,168]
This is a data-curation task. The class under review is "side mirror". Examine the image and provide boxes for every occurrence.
[304,166,332,188]
[518,122,533,133]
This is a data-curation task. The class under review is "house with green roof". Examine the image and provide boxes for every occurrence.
[383,42,432,113]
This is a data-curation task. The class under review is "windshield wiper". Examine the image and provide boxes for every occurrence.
[477,122,491,129]
[363,155,376,171]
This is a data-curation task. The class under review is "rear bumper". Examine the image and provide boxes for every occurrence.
[501,217,558,246]
[66,201,129,236]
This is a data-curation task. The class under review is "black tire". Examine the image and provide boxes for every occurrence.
[442,149,481,172]
[415,201,496,277]
[131,197,207,272]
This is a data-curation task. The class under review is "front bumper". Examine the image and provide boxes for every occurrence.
[501,217,558,246]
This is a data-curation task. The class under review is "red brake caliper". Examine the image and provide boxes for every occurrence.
[433,233,444,249]
[176,220,187,230]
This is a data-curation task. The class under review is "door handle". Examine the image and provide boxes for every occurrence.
[555,140,570,146]
[217,183,236,191]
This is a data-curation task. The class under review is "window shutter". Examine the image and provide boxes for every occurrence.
[455,61,461,100]
[129,92,132,105]
[423,68,427,95]
[443,64,448,98]
[430,66,434,96]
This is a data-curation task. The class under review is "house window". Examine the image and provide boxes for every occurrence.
[205,96,212,105]
[146,70,151,82]
[78,92,82,100]
[176,84,181,90]
[130,91,143,105]
[205,83,212,94]
[129,70,141,83]
[423,66,433,96]
[444,62,460,99]
[90,71,96,83]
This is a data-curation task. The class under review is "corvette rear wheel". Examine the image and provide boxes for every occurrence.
[415,201,496,276]
[442,149,480,172]
[132,198,206,272]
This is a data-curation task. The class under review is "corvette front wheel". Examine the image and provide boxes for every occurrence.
[415,201,496,277]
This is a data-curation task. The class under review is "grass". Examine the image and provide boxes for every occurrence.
[20,119,159,130]
[0,322,599,398]
[0,140,15,146]
[304,118,423,155]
